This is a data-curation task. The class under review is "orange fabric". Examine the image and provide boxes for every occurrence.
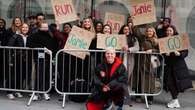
[86,101,105,110]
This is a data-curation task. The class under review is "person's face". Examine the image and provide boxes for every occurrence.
[146,28,154,38]
[29,18,37,26]
[15,18,22,27]
[163,19,170,28]
[21,24,29,35]
[123,26,130,35]
[40,23,48,31]
[166,27,174,37]
[83,18,91,29]
[103,25,111,34]
[37,15,44,24]
[105,49,116,64]
[96,23,103,33]
[0,20,5,28]
[63,24,71,34]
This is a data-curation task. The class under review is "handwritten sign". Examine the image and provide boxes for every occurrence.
[104,12,125,33]
[97,34,127,49]
[130,0,156,25]
[158,33,190,53]
[51,0,78,24]
[64,26,95,59]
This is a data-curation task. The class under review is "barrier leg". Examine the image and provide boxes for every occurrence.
[27,92,35,106]
[62,93,66,108]
[144,95,149,109]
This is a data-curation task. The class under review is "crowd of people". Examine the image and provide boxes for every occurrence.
[0,13,193,110]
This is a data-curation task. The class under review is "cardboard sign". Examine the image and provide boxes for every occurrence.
[158,33,190,53]
[130,0,156,26]
[51,0,78,24]
[97,34,127,49]
[104,12,125,33]
[64,26,95,59]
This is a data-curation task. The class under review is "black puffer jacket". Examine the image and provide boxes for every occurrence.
[164,50,193,92]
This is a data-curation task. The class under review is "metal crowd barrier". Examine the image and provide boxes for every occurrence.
[0,46,52,106]
[127,51,164,108]
[55,49,164,108]
[55,49,103,107]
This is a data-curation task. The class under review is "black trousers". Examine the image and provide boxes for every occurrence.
[168,71,179,99]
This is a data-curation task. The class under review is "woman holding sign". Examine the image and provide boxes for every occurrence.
[119,24,140,106]
[164,25,192,108]
[140,26,159,105]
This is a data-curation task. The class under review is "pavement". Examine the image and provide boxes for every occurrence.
[0,89,195,110]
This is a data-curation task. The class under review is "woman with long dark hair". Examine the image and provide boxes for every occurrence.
[164,25,192,108]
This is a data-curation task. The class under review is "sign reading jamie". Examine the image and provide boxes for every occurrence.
[51,0,78,24]
[158,34,190,53]
[97,34,127,49]
[130,0,156,26]
[64,26,95,59]
[104,12,125,33]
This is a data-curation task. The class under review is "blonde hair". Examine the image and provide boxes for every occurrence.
[145,26,158,38]
[11,17,22,33]
[82,17,95,32]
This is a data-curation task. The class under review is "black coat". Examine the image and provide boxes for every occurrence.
[89,57,128,102]
[164,50,192,92]
[0,28,9,46]
[7,34,29,47]
[27,30,59,57]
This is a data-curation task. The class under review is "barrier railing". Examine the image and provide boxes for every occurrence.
[127,51,164,108]
[0,46,52,106]
[55,49,164,108]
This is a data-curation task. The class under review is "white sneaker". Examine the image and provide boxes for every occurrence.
[167,99,181,108]
[43,93,50,101]
[7,94,15,100]
[15,92,23,98]
[32,94,39,101]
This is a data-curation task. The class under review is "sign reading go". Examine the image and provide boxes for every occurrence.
[158,34,190,53]
[97,34,127,49]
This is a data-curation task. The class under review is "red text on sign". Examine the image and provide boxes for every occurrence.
[55,4,73,16]
[107,20,120,33]
[132,3,152,16]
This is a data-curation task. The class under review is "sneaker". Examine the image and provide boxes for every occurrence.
[43,93,50,101]
[103,100,112,110]
[32,94,39,101]
[167,99,180,108]
[15,92,23,98]
[7,94,15,100]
